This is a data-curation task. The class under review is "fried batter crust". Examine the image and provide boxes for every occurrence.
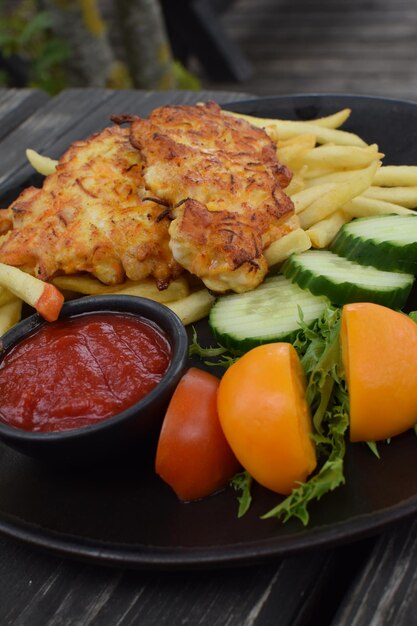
[0,126,182,286]
[121,101,295,292]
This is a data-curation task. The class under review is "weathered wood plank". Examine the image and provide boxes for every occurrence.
[0,533,373,626]
[330,517,417,626]
[0,88,49,140]
[205,0,417,100]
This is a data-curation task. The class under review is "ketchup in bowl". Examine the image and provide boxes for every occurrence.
[0,312,172,433]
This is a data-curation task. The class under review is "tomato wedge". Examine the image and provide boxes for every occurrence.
[217,343,317,495]
[341,302,417,442]
[155,367,241,501]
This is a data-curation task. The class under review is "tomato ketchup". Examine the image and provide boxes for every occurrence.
[0,313,172,432]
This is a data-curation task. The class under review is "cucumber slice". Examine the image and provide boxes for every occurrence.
[331,214,417,274]
[282,250,414,308]
[209,274,329,352]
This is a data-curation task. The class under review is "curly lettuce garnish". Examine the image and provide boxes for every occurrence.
[189,327,238,368]
[230,471,253,518]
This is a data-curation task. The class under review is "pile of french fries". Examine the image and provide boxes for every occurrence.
[1,108,417,335]
[232,107,417,250]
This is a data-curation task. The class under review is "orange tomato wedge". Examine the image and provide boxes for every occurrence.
[341,302,417,442]
[155,368,241,501]
[217,343,317,495]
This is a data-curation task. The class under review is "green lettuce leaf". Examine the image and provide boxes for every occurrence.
[230,471,253,518]
[188,327,238,368]
[366,441,380,458]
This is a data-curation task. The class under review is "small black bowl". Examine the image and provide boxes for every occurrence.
[0,295,189,466]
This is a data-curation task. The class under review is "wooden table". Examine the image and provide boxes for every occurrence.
[0,88,416,626]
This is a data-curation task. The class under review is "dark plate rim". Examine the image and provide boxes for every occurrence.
[222,91,417,110]
[0,492,416,570]
[1,92,417,570]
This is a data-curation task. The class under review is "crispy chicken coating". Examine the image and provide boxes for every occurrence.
[115,101,295,292]
[0,102,295,294]
[0,126,182,286]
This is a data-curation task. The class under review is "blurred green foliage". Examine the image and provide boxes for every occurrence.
[0,0,70,93]
[0,0,200,93]
[173,60,201,90]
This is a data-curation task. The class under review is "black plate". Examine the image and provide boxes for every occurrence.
[1,94,417,571]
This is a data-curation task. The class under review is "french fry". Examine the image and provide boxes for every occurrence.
[270,120,366,147]
[308,108,351,128]
[290,183,338,213]
[109,277,189,302]
[52,275,190,302]
[277,133,317,149]
[284,172,305,196]
[26,149,58,176]
[363,186,417,208]
[275,109,351,131]
[0,286,17,307]
[277,134,317,170]
[298,161,380,229]
[277,143,313,171]
[227,111,366,147]
[0,263,64,321]
[301,166,342,180]
[373,165,417,187]
[264,228,311,266]
[306,210,351,249]
[229,108,351,131]
[301,144,383,171]
[0,298,23,335]
[166,289,215,325]
[342,196,415,218]
[53,274,129,295]
[304,168,370,187]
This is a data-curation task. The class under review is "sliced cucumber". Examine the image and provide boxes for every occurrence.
[209,274,329,352]
[330,214,417,274]
[282,250,414,308]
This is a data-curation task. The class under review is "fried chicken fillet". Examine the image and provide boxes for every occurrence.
[0,126,182,286]
[115,101,295,292]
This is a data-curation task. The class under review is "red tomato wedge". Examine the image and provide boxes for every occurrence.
[217,343,317,496]
[341,302,417,442]
[155,367,241,501]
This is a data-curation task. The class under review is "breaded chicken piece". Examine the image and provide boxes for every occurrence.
[115,101,295,292]
[0,126,182,286]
